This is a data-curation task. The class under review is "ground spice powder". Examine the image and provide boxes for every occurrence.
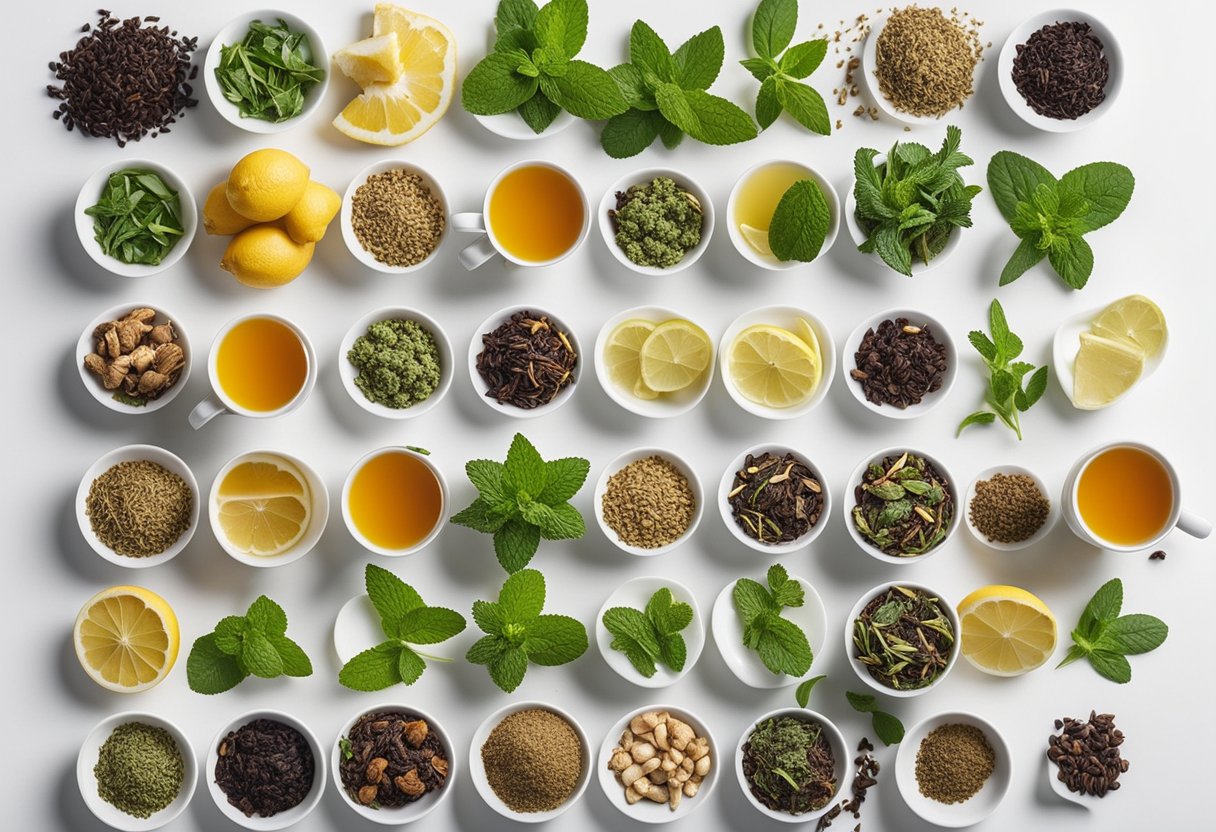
[602,455,696,548]
[351,169,444,267]
[969,472,1049,543]
[914,723,995,804]
[94,721,184,819]
[85,460,193,557]
[874,6,984,117]
[481,708,582,813]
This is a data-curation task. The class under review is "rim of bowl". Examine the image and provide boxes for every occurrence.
[76,444,199,568]
[964,465,1057,551]
[467,305,581,419]
[203,10,331,134]
[74,159,198,278]
[76,303,192,414]
[340,160,448,274]
[841,307,958,420]
[711,576,828,689]
[734,708,849,822]
[338,306,454,419]
[596,167,715,275]
[341,446,448,557]
[717,444,833,554]
[594,576,706,688]
[862,15,976,127]
[593,447,704,557]
[725,159,841,271]
[472,108,577,140]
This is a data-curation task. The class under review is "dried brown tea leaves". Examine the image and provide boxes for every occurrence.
[476,311,577,409]
[215,718,315,817]
[853,585,954,691]
[339,711,449,808]
[850,318,947,409]
[852,452,953,557]
[1012,21,1109,120]
[1047,712,1128,797]
[728,451,823,545]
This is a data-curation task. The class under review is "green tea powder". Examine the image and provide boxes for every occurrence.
[94,721,184,818]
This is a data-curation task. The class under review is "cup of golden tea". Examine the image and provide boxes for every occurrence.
[451,160,589,270]
[342,446,447,556]
[1061,441,1211,551]
[189,314,317,429]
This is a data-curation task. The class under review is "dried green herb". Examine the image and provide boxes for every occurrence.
[851,452,953,557]
[214,18,324,123]
[852,586,954,691]
[84,169,184,265]
[741,714,837,815]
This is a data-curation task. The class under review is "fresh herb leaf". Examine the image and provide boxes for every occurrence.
[794,674,826,708]
[740,0,830,134]
[672,27,725,90]
[767,179,831,262]
[339,642,404,691]
[187,595,311,694]
[365,563,425,637]
[733,563,813,677]
[845,691,905,746]
[957,299,1048,440]
[601,108,664,158]
[1057,578,1167,684]
[214,18,324,123]
[84,169,184,265]
[751,0,797,58]
[268,635,312,677]
[602,588,693,678]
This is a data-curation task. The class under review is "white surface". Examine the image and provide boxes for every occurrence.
[10,1,1216,831]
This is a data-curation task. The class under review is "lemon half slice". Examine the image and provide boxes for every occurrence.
[1089,294,1167,358]
[638,320,712,393]
[728,324,821,408]
[74,586,179,692]
[958,585,1057,676]
[214,454,312,557]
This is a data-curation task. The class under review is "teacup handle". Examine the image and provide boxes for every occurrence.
[189,394,228,430]
[449,212,486,233]
[1177,509,1212,540]
[459,235,499,271]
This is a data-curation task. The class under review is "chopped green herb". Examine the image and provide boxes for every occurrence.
[84,168,184,265]
[215,18,325,123]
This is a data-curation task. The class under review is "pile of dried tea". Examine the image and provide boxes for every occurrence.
[852,452,953,558]
[874,6,985,117]
[816,738,880,831]
[727,451,824,545]
[85,460,192,557]
[338,711,448,808]
[481,709,582,813]
[94,721,183,819]
[1012,21,1109,120]
[915,723,995,804]
[851,318,948,409]
[476,311,577,409]
[215,718,315,817]
[1048,712,1128,797]
[350,169,445,267]
[742,715,836,815]
[346,318,442,409]
[602,455,696,549]
[969,472,1050,543]
[852,585,954,691]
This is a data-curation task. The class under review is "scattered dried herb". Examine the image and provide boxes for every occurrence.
[94,721,183,819]
[852,586,954,691]
[482,708,583,813]
[608,176,703,268]
[1148,550,1166,561]
[347,319,442,409]
[873,6,983,117]
[968,472,1049,543]
[214,18,324,123]
[476,311,577,410]
[915,723,994,804]
[1047,711,1128,797]
[851,452,953,558]
[728,450,823,545]
[742,714,837,815]
[1012,21,1109,120]
[850,318,947,409]
[339,711,449,808]
[215,718,315,817]
[86,459,192,557]
[602,455,695,549]
[350,169,445,267]
[83,307,185,405]
[84,169,185,265]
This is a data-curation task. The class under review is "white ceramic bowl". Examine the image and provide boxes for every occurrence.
[844,446,960,565]
[895,712,1013,827]
[76,444,200,568]
[331,704,456,824]
[341,447,447,557]
[597,168,714,275]
[844,581,961,698]
[332,593,465,666]
[75,160,197,278]
[76,303,192,414]
[711,575,828,689]
[78,712,197,831]
[717,445,832,555]
[208,450,329,567]
[595,576,706,688]
[734,708,849,822]
[339,307,454,418]
[1052,301,1167,409]
[472,108,577,140]
[862,14,975,127]
[468,305,581,418]
[469,701,591,823]
[725,160,841,270]
[593,448,703,557]
[597,704,719,824]
[842,308,958,419]
[340,161,448,274]
[718,306,837,419]
[963,465,1057,552]
[593,306,714,419]
[998,10,1123,133]
[205,710,326,830]
[203,10,329,133]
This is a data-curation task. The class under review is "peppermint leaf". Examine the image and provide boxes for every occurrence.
[657,632,687,672]
[780,39,828,78]
[611,634,659,677]
[498,568,546,623]
[450,497,510,534]
[496,0,539,33]
[245,596,287,636]
[658,119,684,149]
[768,179,830,261]
[751,0,797,58]
[872,710,905,745]
[493,518,541,573]
[238,630,284,678]
[1087,649,1132,684]
[755,76,781,129]
[488,646,529,692]
[523,614,588,665]
[466,635,506,665]
[987,150,1057,221]
[601,108,663,157]
[533,0,587,57]
[645,588,693,635]
[539,60,627,119]
[398,648,426,686]
[472,600,505,636]
[187,634,248,695]
[213,616,246,656]
[465,459,508,506]
[774,77,830,135]
[956,410,996,435]
[503,433,549,499]
[671,27,724,91]
[398,607,467,644]
[629,19,674,82]
[741,56,777,83]
[520,500,585,541]
[604,607,661,658]
[1079,579,1123,636]
[365,564,425,638]
[462,51,539,115]
[794,675,826,708]
[733,578,776,624]
[339,642,404,692]
[268,635,312,677]
[537,457,591,505]
[671,87,758,145]
[608,63,657,111]
[999,236,1047,285]
[1058,162,1134,233]
[518,90,561,133]
[1102,614,1168,655]
[755,615,812,676]
[1048,235,1094,290]
[845,691,877,713]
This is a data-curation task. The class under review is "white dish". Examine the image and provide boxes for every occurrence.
[725,160,841,270]
[717,444,832,554]
[333,593,462,666]
[597,168,714,275]
[339,307,453,418]
[734,708,849,822]
[711,575,828,689]
[472,108,576,140]
[963,465,1057,551]
[341,447,448,557]
[593,448,703,557]
[895,712,1013,827]
[842,308,958,419]
[76,303,192,414]
[862,14,975,127]
[1046,750,1091,809]
[1052,303,1167,409]
[340,161,448,274]
[594,576,705,688]
[468,305,581,418]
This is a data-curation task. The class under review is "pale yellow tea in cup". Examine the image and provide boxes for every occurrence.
[215,317,308,412]
[488,165,583,263]
[1076,446,1173,546]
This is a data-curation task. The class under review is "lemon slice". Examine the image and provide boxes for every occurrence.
[334,32,405,87]
[739,224,772,257]
[793,317,824,392]
[639,320,713,393]
[1073,332,1144,410]
[1089,294,1167,359]
[729,324,820,408]
[214,454,311,557]
[74,586,179,692]
[633,378,660,400]
[604,319,656,394]
[957,585,1057,676]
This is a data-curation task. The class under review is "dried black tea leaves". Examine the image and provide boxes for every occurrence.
[851,318,948,409]
[476,311,577,409]
[728,451,824,545]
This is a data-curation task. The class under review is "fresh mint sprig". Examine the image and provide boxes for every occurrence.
[957,299,1049,440]
[1057,578,1167,684]
[733,563,813,677]
[187,596,312,694]
[741,0,831,134]
[845,691,904,746]
[602,587,693,678]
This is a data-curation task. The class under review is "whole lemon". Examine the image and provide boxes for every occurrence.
[201,181,256,235]
[220,224,315,288]
[226,149,310,222]
[283,180,341,244]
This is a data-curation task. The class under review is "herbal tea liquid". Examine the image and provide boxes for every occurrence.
[488,165,583,263]
[734,162,810,236]
[216,317,308,412]
[1077,447,1173,546]
[347,451,442,550]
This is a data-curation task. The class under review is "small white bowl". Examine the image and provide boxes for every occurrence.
[332,593,465,665]
[208,450,329,567]
[472,108,577,140]
[725,160,841,270]
[842,308,958,419]
[735,708,849,823]
[711,575,828,689]
[595,576,706,688]
[75,160,198,278]
[717,444,832,555]
[341,447,447,557]
[339,307,453,418]
[203,10,330,133]
[470,701,592,823]
[844,447,960,564]
[597,168,714,275]
[332,705,456,824]
[78,712,197,831]
[76,445,199,568]
[844,581,961,698]
[718,306,837,420]
[963,465,1057,551]
[998,10,1123,133]
[862,15,975,127]
[1052,301,1167,410]
[895,712,1013,827]
[76,303,192,414]
[340,161,448,274]
[206,710,326,830]
[597,704,718,823]
[468,305,581,418]
[594,448,703,557]
[593,306,714,419]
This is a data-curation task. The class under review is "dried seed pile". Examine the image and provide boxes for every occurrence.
[968,472,1050,543]
[1012,21,1109,120]
[48,11,198,146]
[914,723,995,804]
[481,709,582,813]
[351,169,445,267]
[476,311,577,409]
[874,6,985,117]
[728,450,824,545]
[215,718,315,818]
[1047,712,1128,797]
[816,738,879,831]
[94,721,183,819]
[339,711,449,808]
[85,460,192,557]
[851,318,948,409]
[602,455,696,549]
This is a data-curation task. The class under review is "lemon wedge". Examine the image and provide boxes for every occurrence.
[1089,294,1167,359]
[739,224,772,257]
[74,586,179,692]
[638,320,713,393]
[604,319,656,394]
[728,325,820,408]
[214,454,311,557]
[334,32,405,87]
[1073,332,1144,410]
[958,585,1057,676]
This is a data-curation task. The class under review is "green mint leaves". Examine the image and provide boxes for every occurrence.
[768,179,831,262]
[463,0,626,133]
[601,21,757,158]
[602,588,694,678]
[742,0,831,134]
[852,126,981,276]
[1057,578,1168,684]
[214,18,325,123]
[845,691,905,746]
[957,299,1049,440]
[733,563,813,677]
[794,674,826,708]
[988,151,1134,290]
[466,569,588,693]
[338,565,467,692]
[450,433,589,574]
[187,596,312,695]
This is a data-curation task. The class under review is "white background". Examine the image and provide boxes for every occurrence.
[7,1,1215,830]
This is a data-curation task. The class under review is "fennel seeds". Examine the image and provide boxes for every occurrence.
[86,460,192,557]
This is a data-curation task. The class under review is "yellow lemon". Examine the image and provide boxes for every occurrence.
[638,320,713,393]
[225,148,310,222]
[282,180,341,244]
[739,223,772,257]
[202,181,256,235]
[334,32,405,86]
[214,454,312,558]
[1089,294,1167,359]
[728,325,820,408]
[604,319,656,394]
[74,586,179,692]
[957,585,1057,676]
[1073,332,1144,410]
[221,224,315,288]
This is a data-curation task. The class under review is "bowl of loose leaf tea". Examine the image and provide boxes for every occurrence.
[845,582,961,698]
[338,306,453,419]
[468,306,581,418]
[735,708,849,822]
[842,309,958,419]
[718,445,832,554]
[895,711,1012,827]
[597,168,714,276]
[845,447,959,563]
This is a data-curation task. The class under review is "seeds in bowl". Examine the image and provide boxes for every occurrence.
[852,586,954,691]
[608,177,703,269]
[94,721,184,818]
[476,311,577,409]
[969,472,1050,544]
[339,711,449,808]
[482,708,582,813]
[1047,712,1128,797]
[602,455,696,549]
[351,169,444,267]
[347,319,442,409]
[215,718,315,817]
[874,6,985,117]
[852,452,953,558]
[83,307,186,406]
[727,451,823,545]
[606,710,711,811]
[850,318,947,409]
[741,714,836,814]
[915,723,995,804]
[86,460,192,557]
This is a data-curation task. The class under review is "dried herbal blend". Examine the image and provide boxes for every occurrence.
[481,709,582,813]
[94,721,183,819]
[1048,712,1128,797]
[351,169,445,267]
[602,455,696,549]
[915,723,995,804]
[83,307,185,406]
[852,452,953,557]
[215,718,315,817]
[728,451,824,545]
[338,711,449,808]
[968,472,1049,543]
[606,709,712,811]
[86,460,192,557]
[347,319,442,409]
[853,585,954,690]
[742,715,837,815]
[214,18,324,123]
[608,177,703,268]
[1012,21,1109,120]
[851,318,948,409]
[874,6,984,117]
[476,311,577,409]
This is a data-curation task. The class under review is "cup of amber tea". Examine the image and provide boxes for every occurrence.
[451,160,589,270]
[1061,441,1211,551]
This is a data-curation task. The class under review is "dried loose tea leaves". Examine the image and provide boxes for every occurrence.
[851,452,953,557]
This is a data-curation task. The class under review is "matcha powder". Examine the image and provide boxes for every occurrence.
[347,318,442,409]
[94,721,184,818]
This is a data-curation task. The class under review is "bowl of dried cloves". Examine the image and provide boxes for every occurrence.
[718,445,832,555]
[77,303,191,414]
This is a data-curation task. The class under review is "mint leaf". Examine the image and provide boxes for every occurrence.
[1079,578,1123,635]
[741,56,777,83]
[498,568,546,622]
[846,691,877,713]
[733,578,775,624]
[1060,579,1166,683]
[611,634,658,676]
[658,632,687,672]
[872,710,905,745]
[462,51,539,115]
[365,564,425,637]
[238,629,284,678]
[675,88,757,144]
[472,600,505,636]
[450,497,511,534]
[1017,366,1049,411]
[524,614,588,665]
[537,457,590,505]
[645,588,693,635]
[755,76,781,128]
[533,0,587,57]
[268,635,312,677]
[629,20,674,82]
[774,77,830,135]
[466,635,505,665]
[756,615,813,676]
[497,26,538,53]
[339,642,403,691]
[187,634,248,695]
[999,236,1047,285]
[1102,614,1168,655]
[520,501,585,540]
[1088,649,1132,684]
[658,119,684,149]
[245,596,287,636]
[503,433,548,499]
[1048,235,1094,289]
[671,27,724,91]
[781,39,828,78]
[213,616,245,655]
[398,607,467,644]
[608,64,657,111]
[752,0,797,58]
[601,108,662,157]
[539,60,627,118]
[488,647,529,692]
[1058,162,1134,233]
[493,517,541,573]
[497,0,539,33]
[1056,643,1088,668]
[605,607,661,656]
[956,410,996,435]
[518,90,561,133]
[987,150,1057,222]
[398,648,426,685]
[466,459,508,506]
[794,675,826,708]
[768,179,830,261]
